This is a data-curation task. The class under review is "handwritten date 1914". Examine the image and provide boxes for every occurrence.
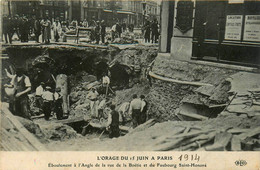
[178,154,200,162]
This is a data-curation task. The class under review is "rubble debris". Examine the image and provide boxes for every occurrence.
[1,103,47,151]
[37,122,79,141]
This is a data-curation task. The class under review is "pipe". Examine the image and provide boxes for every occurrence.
[148,71,213,87]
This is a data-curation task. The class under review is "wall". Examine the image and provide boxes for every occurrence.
[170,0,195,61]
[159,1,169,53]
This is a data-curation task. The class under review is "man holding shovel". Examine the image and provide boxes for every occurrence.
[106,104,120,138]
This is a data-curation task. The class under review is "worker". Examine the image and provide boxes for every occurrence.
[35,82,45,112]
[7,67,32,119]
[102,73,110,97]
[98,98,106,120]
[140,95,148,124]
[42,86,54,120]
[54,87,63,120]
[87,87,99,118]
[106,104,120,138]
[118,102,130,125]
[129,94,142,128]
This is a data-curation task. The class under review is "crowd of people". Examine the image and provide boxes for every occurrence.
[4,67,65,121]
[2,14,159,45]
[143,18,160,43]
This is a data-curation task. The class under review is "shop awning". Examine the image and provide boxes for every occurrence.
[103,9,112,13]
[116,11,135,15]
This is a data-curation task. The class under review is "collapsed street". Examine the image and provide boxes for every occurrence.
[1,42,260,151]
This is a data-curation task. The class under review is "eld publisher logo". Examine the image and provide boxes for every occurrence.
[235,160,247,166]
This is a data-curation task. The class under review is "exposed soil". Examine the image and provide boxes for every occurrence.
[2,44,260,151]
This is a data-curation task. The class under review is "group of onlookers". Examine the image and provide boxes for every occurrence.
[2,14,159,45]
[143,18,160,43]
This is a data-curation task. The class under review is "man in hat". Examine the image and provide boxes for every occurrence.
[87,87,99,117]
[106,104,120,138]
[100,20,106,44]
[34,16,41,43]
[9,67,32,119]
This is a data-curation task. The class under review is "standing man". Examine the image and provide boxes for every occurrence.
[95,21,101,44]
[9,67,32,119]
[100,20,106,44]
[115,22,122,38]
[151,18,159,43]
[54,87,63,120]
[144,20,151,43]
[102,73,110,97]
[129,94,142,128]
[34,16,41,43]
[140,95,148,123]
[106,104,120,138]
[52,18,62,42]
[111,23,117,41]
[20,16,29,42]
[3,15,13,44]
[87,87,99,118]
[122,21,127,32]
[41,17,51,44]
[13,14,21,40]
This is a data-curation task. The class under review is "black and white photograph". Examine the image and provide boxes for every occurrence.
[1,0,260,159]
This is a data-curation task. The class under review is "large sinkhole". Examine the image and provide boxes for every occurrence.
[1,45,231,141]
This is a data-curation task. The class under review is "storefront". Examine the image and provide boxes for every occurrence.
[192,0,260,66]
[160,0,260,66]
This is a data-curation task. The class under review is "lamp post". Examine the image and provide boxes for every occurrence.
[141,1,146,25]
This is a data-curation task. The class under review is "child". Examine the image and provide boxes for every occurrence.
[42,86,54,120]
[35,82,45,112]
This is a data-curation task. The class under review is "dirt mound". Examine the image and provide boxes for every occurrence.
[16,116,47,143]
[36,121,79,141]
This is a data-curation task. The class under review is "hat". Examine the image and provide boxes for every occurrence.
[55,87,61,92]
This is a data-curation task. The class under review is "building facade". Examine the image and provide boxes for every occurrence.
[1,0,160,27]
[160,0,260,66]
[1,0,69,21]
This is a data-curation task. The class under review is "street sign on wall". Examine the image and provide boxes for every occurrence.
[243,15,260,42]
[224,15,243,40]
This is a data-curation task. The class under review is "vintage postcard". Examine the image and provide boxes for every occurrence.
[0,0,259,169]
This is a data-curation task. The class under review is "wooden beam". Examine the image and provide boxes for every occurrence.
[149,71,213,87]
[178,111,209,121]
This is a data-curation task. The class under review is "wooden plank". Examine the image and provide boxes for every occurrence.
[209,104,228,108]
[231,136,241,151]
[205,132,232,151]
[237,127,260,140]
[1,103,46,151]
[227,128,250,134]
[178,111,208,121]
[168,129,215,140]
[55,116,87,124]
